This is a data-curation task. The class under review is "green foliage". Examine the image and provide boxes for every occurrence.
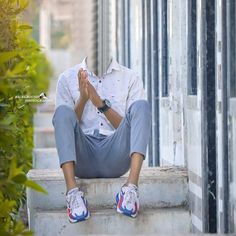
[0,0,52,235]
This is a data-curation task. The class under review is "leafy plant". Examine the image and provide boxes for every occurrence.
[0,0,52,235]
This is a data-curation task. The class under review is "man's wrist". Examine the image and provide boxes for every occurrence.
[95,97,104,108]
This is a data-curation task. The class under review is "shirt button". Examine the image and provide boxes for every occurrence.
[99,80,101,83]
[101,123,103,126]
[97,111,100,114]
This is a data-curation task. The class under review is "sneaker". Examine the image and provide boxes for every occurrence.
[66,187,90,223]
[116,183,139,218]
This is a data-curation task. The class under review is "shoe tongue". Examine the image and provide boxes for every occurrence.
[67,187,79,196]
[125,183,138,191]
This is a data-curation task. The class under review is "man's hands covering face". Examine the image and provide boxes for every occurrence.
[78,69,103,108]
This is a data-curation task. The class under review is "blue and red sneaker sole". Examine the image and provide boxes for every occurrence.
[116,192,138,218]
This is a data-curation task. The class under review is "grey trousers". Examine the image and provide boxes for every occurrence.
[52,100,151,178]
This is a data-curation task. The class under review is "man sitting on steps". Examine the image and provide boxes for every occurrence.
[52,56,151,223]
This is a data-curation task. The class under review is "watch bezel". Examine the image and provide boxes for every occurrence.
[98,99,111,113]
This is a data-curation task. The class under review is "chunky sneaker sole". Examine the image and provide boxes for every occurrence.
[66,187,90,223]
[116,192,138,218]
[68,197,90,223]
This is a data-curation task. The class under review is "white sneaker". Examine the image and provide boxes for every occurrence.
[116,183,140,218]
[66,187,90,223]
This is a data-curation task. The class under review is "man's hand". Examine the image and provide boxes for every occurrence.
[87,82,103,108]
[76,68,123,129]
[78,69,89,102]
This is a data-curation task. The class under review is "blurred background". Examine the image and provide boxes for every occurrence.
[26,0,116,77]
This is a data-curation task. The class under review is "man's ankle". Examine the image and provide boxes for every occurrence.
[66,186,78,195]
[124,182,138,189]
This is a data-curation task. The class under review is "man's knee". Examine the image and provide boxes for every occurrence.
[52,105,76,126]
[129,100,151,116]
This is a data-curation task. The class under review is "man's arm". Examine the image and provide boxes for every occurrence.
[74,69,89,121]
[86,81,123,129]
[103,107,123,129]
[75,69,123,128]
[87,83,123,129]
[74,97,87,121]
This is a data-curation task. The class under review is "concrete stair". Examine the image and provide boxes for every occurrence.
[27,167,190,234]
[33,112,54,127]
[34,127,55,148]
[33,207,189,235]
[27,167,188,209]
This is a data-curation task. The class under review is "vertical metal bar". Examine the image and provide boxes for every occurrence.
[151,0,159,166]
[123,0,130,67]
[188,0,197,95]
[122,0,125,65]
[162,0,168,97]
[127,0,131,68]
[94,0,99,75]
[227,0,236,232]
[115,0,119,61]
[206,0,217,232]
[199,0,209,232]
[123,0,126,66]
[224,0,233,232]
[228,0,236,97]
[145,0,153,166]
[142,0,146,87]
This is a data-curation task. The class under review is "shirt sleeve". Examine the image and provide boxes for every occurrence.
[55,74,75,109]
[126,72,147,112]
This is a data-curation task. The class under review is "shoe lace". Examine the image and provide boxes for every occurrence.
[124,188,137,204]
[70,190,84,209]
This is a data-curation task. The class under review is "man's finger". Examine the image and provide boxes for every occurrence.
[78,68,83,82]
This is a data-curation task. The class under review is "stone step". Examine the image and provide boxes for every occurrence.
[37,103,55,113]
[34,127,55,148]
[33,113,53,127]
[33,148,59,169]
[32,207,190,235]
[27,167,188,211]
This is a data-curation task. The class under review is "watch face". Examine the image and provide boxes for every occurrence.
[104,99,111,107]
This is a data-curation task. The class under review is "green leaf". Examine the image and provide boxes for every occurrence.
[0,114,15,126]
[11,173,27,183]
[19,0,29,10]
[11,61,27,74]
[8,157,23,180]
[0,51,19,64]
[0,199,16,217]
[24,180,48,195]
[18,24,32,30]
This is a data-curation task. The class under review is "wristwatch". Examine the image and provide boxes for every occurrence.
[98,99,111,113]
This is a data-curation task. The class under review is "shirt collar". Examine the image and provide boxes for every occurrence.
[106,57,121,74]
[80,56,121,76]
[80,56,94,76]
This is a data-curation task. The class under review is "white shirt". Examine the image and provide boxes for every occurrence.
[55,57,146,136]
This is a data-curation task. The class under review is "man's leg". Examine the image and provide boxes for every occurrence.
[100,100,151,179]
[52,105,78,193]
[126,100,151,185]
[52,105,91,223]
[61,161,77,192]
[126,153,144,186]
[106,100,151,217]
